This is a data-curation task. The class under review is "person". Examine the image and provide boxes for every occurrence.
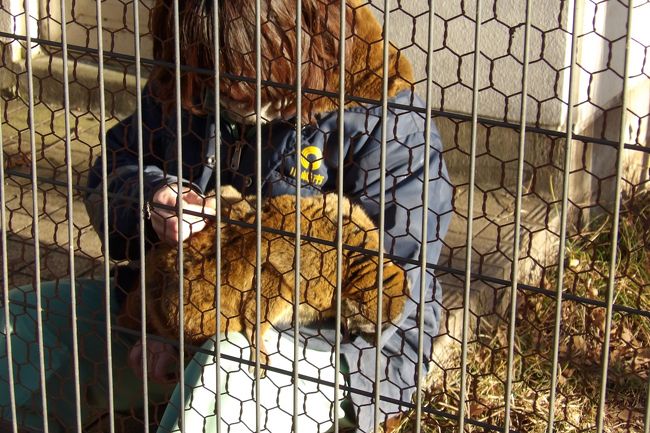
[1,0,452,431]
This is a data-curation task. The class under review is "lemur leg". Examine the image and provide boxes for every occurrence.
[242,323,271,377]
[242,296,273,378]
[379,259,409,327]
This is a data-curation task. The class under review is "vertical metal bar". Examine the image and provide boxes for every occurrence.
[132,0,149,431]
[0,75,18,433]
[22,1,50,431]
[502,1,532,431]
[254,0,262,430]
[172,0,185,430]
[95,0,116,427]
[212,0,222,432]
[595,2,634,431]
[373,0,390,430]
[333,0,346,430]
[293,0,302,430]
[546,0,580,431]
[457,0,481,431]
[59,1,83,430]
[643,377,650,433]
[414,0,437,431]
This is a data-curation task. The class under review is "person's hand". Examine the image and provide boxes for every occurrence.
[150,184,216,244]
[128,338,179,384]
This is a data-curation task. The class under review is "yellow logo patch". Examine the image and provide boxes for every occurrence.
[300,146,322,171]
[289,145,325,186]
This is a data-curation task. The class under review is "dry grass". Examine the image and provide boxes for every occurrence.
[397,191,650,433]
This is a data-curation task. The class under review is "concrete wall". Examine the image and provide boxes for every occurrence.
[572,0,650,207]
[379,0,574,129]
[39,0,154,60]
[377,0,648,138]
[4,0,647,142]
[0,10,14,92]
[370,0,649,205]
[0,0,40,94]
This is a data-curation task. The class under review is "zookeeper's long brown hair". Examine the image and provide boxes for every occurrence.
[150,0,353,123]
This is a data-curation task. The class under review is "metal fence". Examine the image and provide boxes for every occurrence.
[1,0,649,432]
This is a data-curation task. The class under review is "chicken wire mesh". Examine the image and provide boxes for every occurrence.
[0,0,649,432]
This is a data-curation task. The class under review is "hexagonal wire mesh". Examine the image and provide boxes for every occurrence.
[1,0,649,432]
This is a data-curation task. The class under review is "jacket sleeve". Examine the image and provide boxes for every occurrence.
[84,85,186,261]
[342,108,453,430]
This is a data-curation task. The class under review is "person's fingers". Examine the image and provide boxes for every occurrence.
[182,188,204,206]
[180,218,206,242]
[152,213,202,244]
[182,189,217,219]
[151,191,216,244]
[183,190,216,217]
[151,210,179,244]
[129,339,179,384]
[148,341,179,384]
[182,202,216,219]
[151,351,178,384]
[153,184,179,206]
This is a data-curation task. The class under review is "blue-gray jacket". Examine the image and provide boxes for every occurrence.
[85,84,453,432]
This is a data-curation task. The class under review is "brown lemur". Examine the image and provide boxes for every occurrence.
[120,186,410,375]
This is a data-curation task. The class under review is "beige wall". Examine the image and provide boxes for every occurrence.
[3,0,648,151]
[38,0,154,60]
[382,0,574,128]
[0,0,40,92]
[370,0,648,209]
[373,0,648,139]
